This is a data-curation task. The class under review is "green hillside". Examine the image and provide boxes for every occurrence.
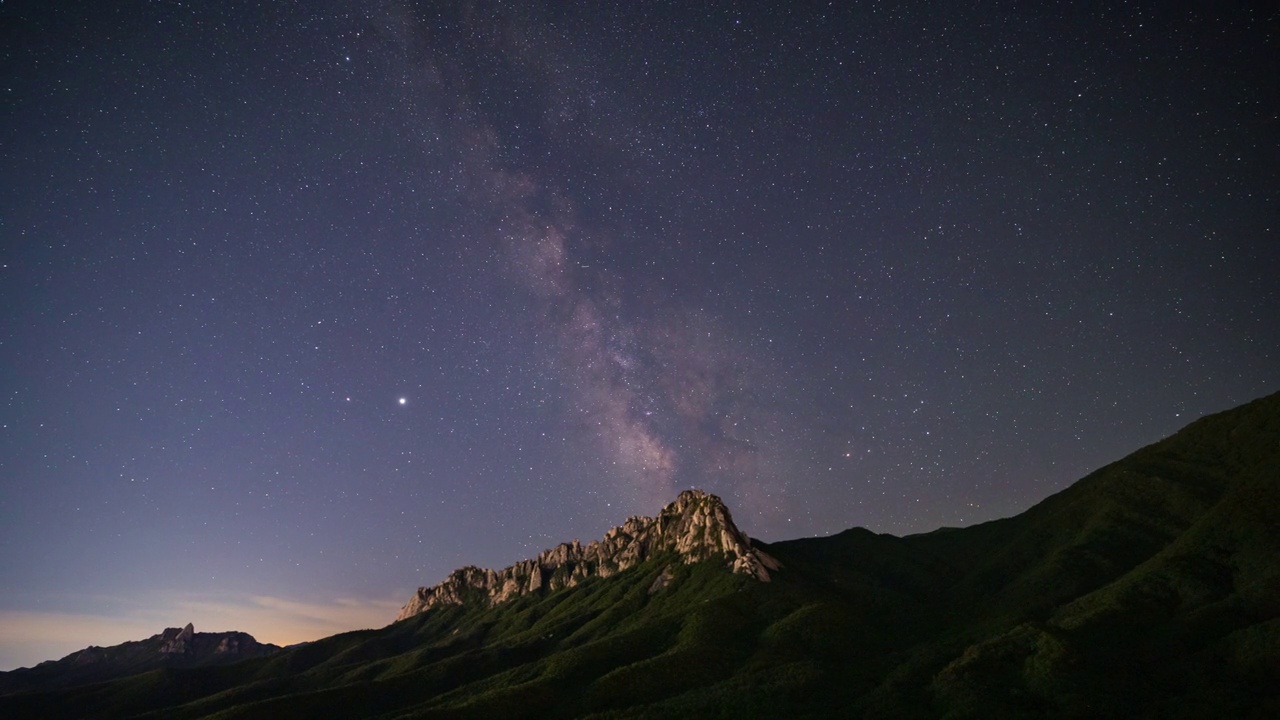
[3,393,1277,719]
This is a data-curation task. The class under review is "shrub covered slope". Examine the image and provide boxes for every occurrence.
[3,392,1277,719]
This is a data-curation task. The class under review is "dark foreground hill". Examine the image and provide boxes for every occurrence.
[2,392,1278,719]
[0,624,279,697]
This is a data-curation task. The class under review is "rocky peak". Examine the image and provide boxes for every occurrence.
[159,623,195,654]
[0,624,283,695]
[152,623,276,661]
[397,489,779,620]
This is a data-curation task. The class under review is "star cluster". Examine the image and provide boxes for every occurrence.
[0,1,1275,669]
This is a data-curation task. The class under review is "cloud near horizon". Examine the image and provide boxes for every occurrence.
[0,594,403,672]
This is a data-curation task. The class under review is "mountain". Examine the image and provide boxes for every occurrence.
[1,392,1277,719]
[397,489,780,619]
[0,624,280,696]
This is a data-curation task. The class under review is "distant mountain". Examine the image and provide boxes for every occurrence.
[2,392,1277,718]
[397,488,780,619]
[0,623,279,696]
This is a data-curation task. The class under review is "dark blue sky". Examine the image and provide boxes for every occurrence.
[1,0,1275,668]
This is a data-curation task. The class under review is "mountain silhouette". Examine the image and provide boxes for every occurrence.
[2,392,1277,718]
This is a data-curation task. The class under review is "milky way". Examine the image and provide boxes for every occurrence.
[0,0,1275,669]
[373,1,805,510]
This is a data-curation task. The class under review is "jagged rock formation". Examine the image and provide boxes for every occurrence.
[398,489,779,619]
[158,623,195,654]
[5,394,1278,718]
[149,623,276,660]
[54,624,278,670]
[0,624,281,695]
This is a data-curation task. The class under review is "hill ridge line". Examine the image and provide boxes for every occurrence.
[397,488,779,619]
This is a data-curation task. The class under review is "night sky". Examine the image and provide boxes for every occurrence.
[2,1,1276,669]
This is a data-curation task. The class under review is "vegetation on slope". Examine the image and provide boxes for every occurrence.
[2,392,1277,719]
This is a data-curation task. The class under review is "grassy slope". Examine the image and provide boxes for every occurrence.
[2,392,1277,719]
[908,391,1280,719]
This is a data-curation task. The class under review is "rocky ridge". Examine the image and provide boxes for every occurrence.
[0,624,280,695]
[397,489,779,620]
[62,624,277,668]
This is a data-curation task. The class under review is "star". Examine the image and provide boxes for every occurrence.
[0,0,1273,674]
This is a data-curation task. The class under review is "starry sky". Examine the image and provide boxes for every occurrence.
[1,1,1276,669]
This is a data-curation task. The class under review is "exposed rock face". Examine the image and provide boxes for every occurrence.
[648,565,675,595]
[149,623,275,660]
[159,623,195,654]
[397,489,779,620]
[0,624,282,695]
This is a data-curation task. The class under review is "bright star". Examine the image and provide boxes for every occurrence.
[398,397,407,405]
